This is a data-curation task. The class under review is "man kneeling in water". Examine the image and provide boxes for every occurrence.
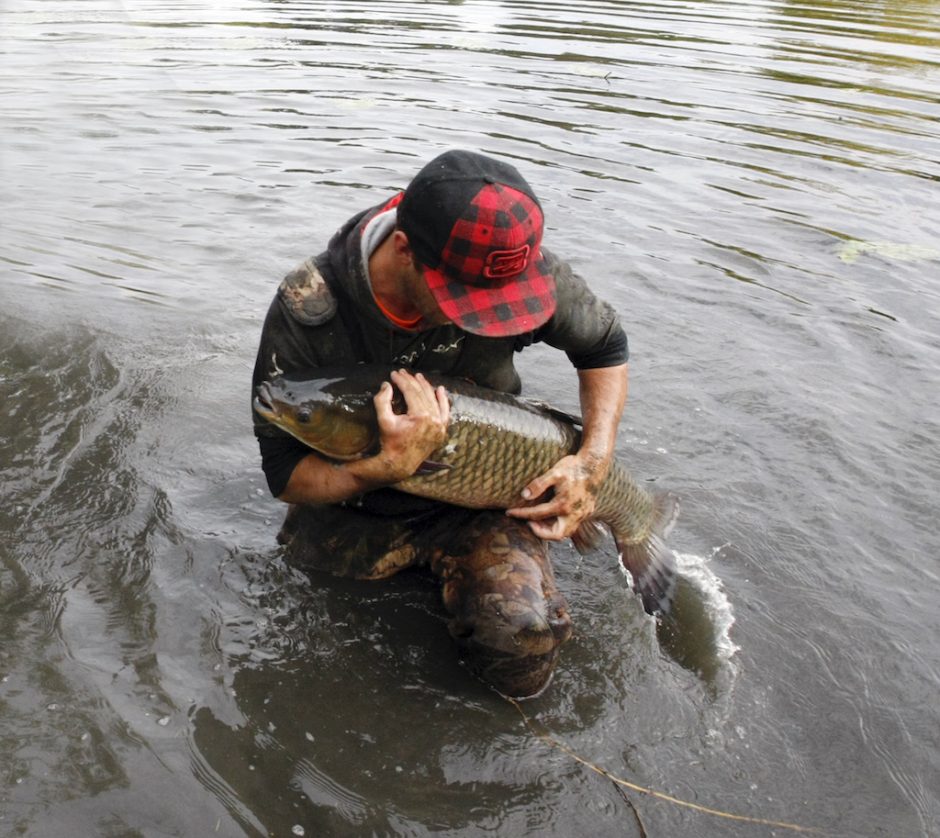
[251,150,628,697]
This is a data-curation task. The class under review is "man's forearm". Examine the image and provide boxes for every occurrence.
[277,451,401,505]
[576,363,628,473]
[505,362,628,539]
[276,370,451,506]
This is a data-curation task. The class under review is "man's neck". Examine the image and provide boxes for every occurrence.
[368,234,422,325]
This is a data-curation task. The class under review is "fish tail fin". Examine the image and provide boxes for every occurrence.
[571,519,607,555]
[614,491,679,616]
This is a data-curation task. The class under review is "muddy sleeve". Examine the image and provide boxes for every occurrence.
[256,434,309,498]
[251,294,322,497]
[535,250,628,369]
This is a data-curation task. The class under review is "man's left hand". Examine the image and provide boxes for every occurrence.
[506,453,607,540]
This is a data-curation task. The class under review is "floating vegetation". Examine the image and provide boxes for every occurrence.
[838,240,940,264]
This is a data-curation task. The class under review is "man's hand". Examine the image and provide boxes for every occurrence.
[278,369,449,505]
[506,452,608,540]
[506,363,628,541]
[370,369,450,482]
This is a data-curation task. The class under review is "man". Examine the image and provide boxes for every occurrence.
[251,150,629,698]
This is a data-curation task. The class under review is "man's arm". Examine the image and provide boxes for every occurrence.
[278,370,450,505]
[506,363,628,539]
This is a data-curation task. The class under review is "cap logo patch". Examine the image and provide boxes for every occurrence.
[483,244,530,279]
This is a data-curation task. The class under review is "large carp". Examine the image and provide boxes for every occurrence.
[254,366,678,614]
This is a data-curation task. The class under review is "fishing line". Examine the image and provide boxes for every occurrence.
[507,697,824,835]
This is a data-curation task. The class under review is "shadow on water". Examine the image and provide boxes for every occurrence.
[186,532,744,836]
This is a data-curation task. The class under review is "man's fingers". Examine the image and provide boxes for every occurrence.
[506,498,563,520]
[387,371,449,428]
[373,381,394,421]
[435,385,450,426]
[389,369,419,404]
[391,370,438,413]
[519,472,557,502]
[526,516,569,541]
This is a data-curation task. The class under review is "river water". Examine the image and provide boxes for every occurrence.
[2,1,939,836]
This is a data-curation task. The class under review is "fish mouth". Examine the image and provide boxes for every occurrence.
[253,382,278,421]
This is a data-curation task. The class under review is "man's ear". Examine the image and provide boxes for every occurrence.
[391,229,414,264]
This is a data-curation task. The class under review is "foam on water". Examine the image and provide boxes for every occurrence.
[676,547,739,666]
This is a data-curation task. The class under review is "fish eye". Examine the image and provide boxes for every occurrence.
[296,407,312,424]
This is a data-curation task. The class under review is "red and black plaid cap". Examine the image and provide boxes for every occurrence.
[398,150,557,337]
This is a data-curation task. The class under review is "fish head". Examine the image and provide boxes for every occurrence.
[254,375,379,460]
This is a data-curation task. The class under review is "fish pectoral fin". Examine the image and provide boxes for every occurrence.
[570,519,607,554]
[414,459,453,476]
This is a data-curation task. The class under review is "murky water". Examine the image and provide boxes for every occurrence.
[2,0,939,835]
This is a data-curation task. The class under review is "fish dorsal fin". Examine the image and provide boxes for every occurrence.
[521,399,583,428]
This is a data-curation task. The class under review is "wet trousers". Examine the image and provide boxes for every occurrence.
[277,502,573,698]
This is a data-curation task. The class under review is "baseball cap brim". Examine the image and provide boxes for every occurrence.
[423,253,557,338]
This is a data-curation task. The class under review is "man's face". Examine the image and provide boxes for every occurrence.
[405,260,452,329]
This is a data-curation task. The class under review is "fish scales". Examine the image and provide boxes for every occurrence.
[401,388,580,508]
[254,366,678,614]
[403,388,657,546]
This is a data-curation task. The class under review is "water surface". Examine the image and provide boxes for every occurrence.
[2,0,939,835]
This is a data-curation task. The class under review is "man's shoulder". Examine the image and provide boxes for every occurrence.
[277,257,337,326]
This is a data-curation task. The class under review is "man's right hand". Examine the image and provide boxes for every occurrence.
[371,369,450,482]
[277,369,449,505]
